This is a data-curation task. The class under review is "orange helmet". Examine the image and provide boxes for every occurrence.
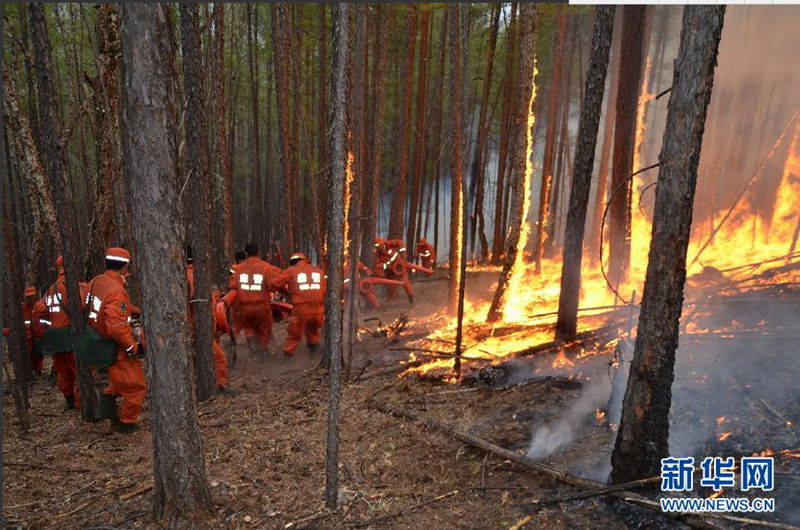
[289,252,308,265]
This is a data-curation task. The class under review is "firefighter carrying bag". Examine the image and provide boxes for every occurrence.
[41,327,73,355]
[74,280,118,371]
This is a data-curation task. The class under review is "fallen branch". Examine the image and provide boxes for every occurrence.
[376,404,798,530]
[349,490,458,527]
[119,481,153,501]
[516,323,620,357]
[285,508,332,529]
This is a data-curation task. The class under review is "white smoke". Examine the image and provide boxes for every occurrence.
[526,376,611,459]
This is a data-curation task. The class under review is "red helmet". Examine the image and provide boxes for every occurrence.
[289,253,308,265]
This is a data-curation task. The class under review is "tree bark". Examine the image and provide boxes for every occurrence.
[608,6,646,290]
[246,4,262,244]
[318,4,328,253]
[555,6,616,342]
[387,6,418,241]
[611,6,725,484]
[271,4,294,255]
[120,3,213,519]
[447,5,465,314]
[431,10,448,261]
[179,3,217,402]
[213,4,235,260]
[533,6,567,274]
[324,4,349,508]
[491,4,519,264]
[486,4,537,323]
[29,3,98,422]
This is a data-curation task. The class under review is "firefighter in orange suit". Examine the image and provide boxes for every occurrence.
[415,238,436,271]
[226,250,246,338]
[84,247,147,434]
[270,253,326,355]
[225,243,281,351]
[384,238,414,304]
[22,286,44,376]
[186,249,229,391]
[38,256,81,409]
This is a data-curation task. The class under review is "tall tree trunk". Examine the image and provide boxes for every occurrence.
[469,4,501,261]
[611,6,725,484]
[2,66,61,286]
[29,3,98,422]
[120,3,213,519]
[486,4,537,323]
[271,4,294,255]
[491,3,519,264]
[318,4,328,253]
[387,6,418,241]
[533,6,567,274]
[608,6,646,290]
[213,4,234,259]
[247,4,262,244]
[180,3,217,402]
[324,3,349,508]
[361,6,390,266]
[406,7,431,252]
[447,5,465,313]
[589,10,622,263]
[555,6,616,342]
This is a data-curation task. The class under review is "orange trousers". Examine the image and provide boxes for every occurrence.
[104,350,147,424]
[236,304,273,348]
[385,271,413,301]
[212,339,228,387]
[284,312,323,354]
[51,351,80,406]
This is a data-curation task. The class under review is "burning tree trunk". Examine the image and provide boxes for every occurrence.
[180,3,217,402]
[388,6,418,241]
[324,4,349,508]
[555,6,616,342]
[491,4,519,264]
[120,3,213,519]
[607,6,646,290]
[447,4,465,314]
[30,3,98,422]
[213,4,235,260]
[486,4,537,323]
[533,6,567,274]
[610,6,725,484]
[271,4,294,255]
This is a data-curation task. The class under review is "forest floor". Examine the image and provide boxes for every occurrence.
[2,270,696,530]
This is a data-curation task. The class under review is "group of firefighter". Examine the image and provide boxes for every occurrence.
[4,237,436,434]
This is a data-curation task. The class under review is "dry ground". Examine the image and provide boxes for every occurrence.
[2,271,692,529]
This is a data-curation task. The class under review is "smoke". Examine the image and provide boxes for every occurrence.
[526,376,610,459]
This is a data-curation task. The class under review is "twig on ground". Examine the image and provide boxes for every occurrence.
[348,490,459,527]
[119,481,153,501]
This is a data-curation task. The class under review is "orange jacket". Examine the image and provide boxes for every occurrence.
[40,274,72,329]
[416,240,435,262]
[270,260,326,315]
[227,262,240,290]
[83,270,137,355]
[230,256,282,307]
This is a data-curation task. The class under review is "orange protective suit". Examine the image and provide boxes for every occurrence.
[40,272,80,406]
[384,239,413,301]
[270,255,326,354]
[84,266,146,425]
[415,238,436,271]
[228,256,281,349]
[22,300,44,373]
[187,265,228,387]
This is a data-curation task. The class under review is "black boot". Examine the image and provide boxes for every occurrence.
[407,294,415,306]
[307,342,319,353]
[64,394,76,410]
[111,418,139,434]
[97,394,118,421]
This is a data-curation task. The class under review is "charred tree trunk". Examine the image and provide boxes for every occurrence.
[180,3,217,402]
[533,6,567,274]
[30,3,98,422]
[361,6,390,266]
[213,4,235,260]
[120,3,213,519]
[469,4,501,262]
[555,6,616,342]
[611,6,725,484]
[271,4,294,255]
[447,5,465,314]
[406,6,430,253]
[589,11,622,263]
[388,6,418,241]
[486,4,536,323]
[608,6,646,290]
[324,4,349,508]
[491,3,519,264]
